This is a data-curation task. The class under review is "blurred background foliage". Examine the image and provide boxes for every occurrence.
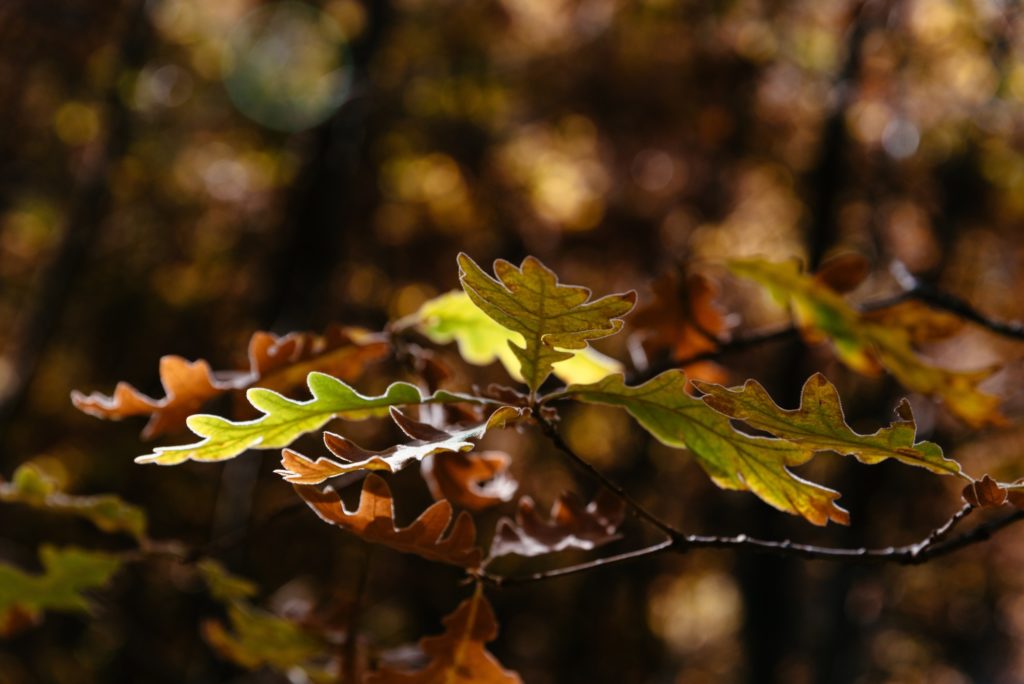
[3,0,1024,682]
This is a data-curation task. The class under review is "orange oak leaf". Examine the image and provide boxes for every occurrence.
[71,326,390,439]
[631,270,727,364]
[295,473,483,568]
[421,451,517,512]
[367,585,521,684]
[487,490,626,561]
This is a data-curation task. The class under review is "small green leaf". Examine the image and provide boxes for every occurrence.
[136,373,479,465]
[694,373,966,478]
[0,546,121,635]
[203,604,330,677]
[457,254,636,392]
[408,290,623,385]
[0,464,147,540]
[197,560,259,603]
[560,372,850,526]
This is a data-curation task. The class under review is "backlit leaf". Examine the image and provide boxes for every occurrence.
[695,373,965,478]
[630,270,726,363]
[559,372,850,525]
[0,463,147,540]
[728,258,1003,427]
[0,546,121,637]
[408,290,624,385]
[367,585,521,684]
[296,473,483,568]
[457,253,636,392]
[136,373,479,465]
[276,406,523,485]
[72,326,390,439]
[422,450,517,512]
[487,490,625,561]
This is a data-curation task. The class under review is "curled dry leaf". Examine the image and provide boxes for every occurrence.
[72,326,390,439]
[631,270,727,364]
[276,406,523,485]
[962,475,1008,508]
[296,473,483,568]
[814,252,870,294]
[421,451,517,512]
[367,585,521,684]
[488,490,626,561]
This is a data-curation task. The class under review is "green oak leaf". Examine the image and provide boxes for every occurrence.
[406,290,624,385]
[0,546,121,635]
[457,253,636,393]
[0,464,147,540]
[694,373,966,478]
[137,372,481,465]
[559,372,850,526]
[728,258,1003,428]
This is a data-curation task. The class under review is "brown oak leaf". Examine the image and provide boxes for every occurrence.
[296,474,483,568]
[488,490,626,561]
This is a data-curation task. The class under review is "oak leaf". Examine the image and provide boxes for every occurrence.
[559,372,850,525]
[694,373,964,478]
[0,546,121,637]
[728,258,1003,427]
[422,451,517,512]
[71,326,390,439]
[631,270,726,363]
[136,373,480,465]
[367,585,521,684]
[457,253,636,392]
[488,490,625,561]
[295,473,484,568]
[404,290,625,386]
[276,406,523,485]
[0,463,147,540]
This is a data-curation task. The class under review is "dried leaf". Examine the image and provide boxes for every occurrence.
[422,451,517,512]
[729,258,1004,428]
[276,406,523,485]
[561,372,850,525]
[814,252,870,294]
[631,271,726,362]
[695,373,964,477]
[296,473,483,568]
[488,490,625,560]
[407,290,625,386]
[0,546,121,637]
[0,463,147,540]
[457,254,636,392]
[136,373,481,465]
[72,326,390,439]
[962,475,1008,508]
[367,585,521,684]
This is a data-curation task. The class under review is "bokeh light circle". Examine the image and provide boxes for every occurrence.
[222,1,352,133]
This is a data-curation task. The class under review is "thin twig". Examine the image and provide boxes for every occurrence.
[535,413,680,540]
[864,262,1024,341]
[482,505,1024,587]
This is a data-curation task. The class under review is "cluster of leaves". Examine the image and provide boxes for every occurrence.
[15,253,1016,679]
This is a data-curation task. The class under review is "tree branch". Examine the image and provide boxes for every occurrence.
[535,413,680,540]
[482,503,1024,587]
